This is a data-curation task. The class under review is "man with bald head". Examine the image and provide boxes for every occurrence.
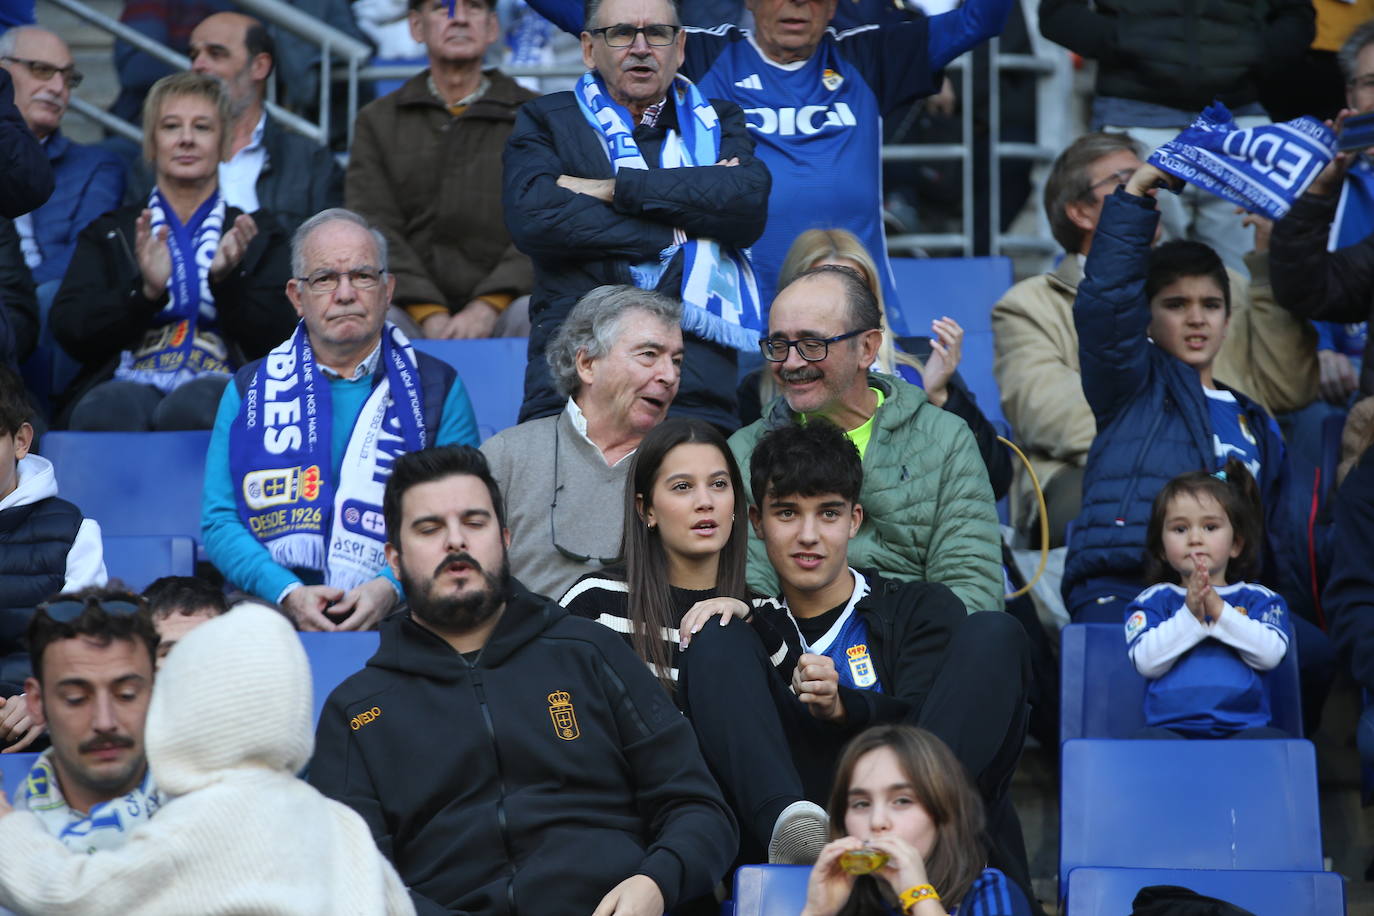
[202,207,479,633]
[183,11,341,233]
[729,265,1003,615]
[0,26,123,295]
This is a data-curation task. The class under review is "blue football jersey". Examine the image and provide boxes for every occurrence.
[1204,387,1264,486]
[683,23,938,314]
[1125,582,1293,737]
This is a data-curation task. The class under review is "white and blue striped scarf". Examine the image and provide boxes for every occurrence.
[575,70,762,351]
[1148,102,1335,221]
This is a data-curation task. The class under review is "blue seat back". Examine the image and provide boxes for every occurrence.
[0,753,37,799]
[1059,739,1323,891]
[38,431,211,542]
[101,535,196,592]
[1065,867,1344,916]
[299,631,381,727]
[728,865,811,916]
[1060,623,1304,744]
[412,338,528,441]
[887,256,1013,429]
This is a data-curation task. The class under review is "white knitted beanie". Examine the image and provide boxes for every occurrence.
[144,602,313,798]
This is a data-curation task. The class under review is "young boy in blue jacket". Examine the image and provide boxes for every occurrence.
[1065,163,1333,727]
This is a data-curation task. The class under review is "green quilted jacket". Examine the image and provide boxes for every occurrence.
[728,373,1003,612]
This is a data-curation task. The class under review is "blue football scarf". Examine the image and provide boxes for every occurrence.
[115,187,232,392]
[1148,102,1336,220]
[229,322,427,592]
[575,71,763,351]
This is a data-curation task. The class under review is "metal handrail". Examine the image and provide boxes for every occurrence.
[42,0,362,146]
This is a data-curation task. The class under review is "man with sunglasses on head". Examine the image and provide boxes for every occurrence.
[202,208,479,633]
[14,589,158,854]
[482,285,683,600]
[503,0,771,434]
[0,27,122,305]
[729,265,1003,615]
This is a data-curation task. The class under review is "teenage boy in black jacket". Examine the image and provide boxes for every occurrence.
[678,420,1035,898]
[308,446,736,916]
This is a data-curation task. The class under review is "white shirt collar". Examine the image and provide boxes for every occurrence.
[565,398,636,468]
[318,341,382,381]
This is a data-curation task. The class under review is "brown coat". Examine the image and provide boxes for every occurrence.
[346,68,537,311]
[991,250,1317,532]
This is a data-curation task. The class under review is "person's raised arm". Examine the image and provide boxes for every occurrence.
[927,0,1013,71]
[1073,164,1172,424]
[0,69,53,218]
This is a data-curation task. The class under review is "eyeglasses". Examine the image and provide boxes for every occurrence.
[760,328,869,362]
[550,431,622,566]
[586,24,681,47]
[296,267,385,294]
[1089,167,1135,193]
[38,598,142,623]
[2,56,83,89]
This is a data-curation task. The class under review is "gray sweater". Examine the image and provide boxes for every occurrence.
[480,408,628,600]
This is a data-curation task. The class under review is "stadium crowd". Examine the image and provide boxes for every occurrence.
[0,0,1373,913]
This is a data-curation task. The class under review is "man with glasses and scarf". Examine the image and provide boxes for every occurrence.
[14,590,158,854]
[481,285,683,600]
[202,208,479,632]
[503,0,770,434]
[730,265,1003,615]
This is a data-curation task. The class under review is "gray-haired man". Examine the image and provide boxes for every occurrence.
[202,208,481,630]
[481,285,683,599]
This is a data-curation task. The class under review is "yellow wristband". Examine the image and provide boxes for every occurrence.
[900,884,940,914]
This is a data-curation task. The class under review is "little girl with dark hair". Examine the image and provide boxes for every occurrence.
[1126,457,1295,738]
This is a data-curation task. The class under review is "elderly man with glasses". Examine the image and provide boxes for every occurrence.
[0,26,123,302]
[481,285,683,600]
[730,265,1004,615]
[202,207,479,631]
[503,0,770,434]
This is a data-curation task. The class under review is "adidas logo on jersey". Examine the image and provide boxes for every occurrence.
[744,102,857,136]
[734,74,763,90]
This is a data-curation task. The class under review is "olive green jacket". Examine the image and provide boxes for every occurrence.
[728,373,1003,613]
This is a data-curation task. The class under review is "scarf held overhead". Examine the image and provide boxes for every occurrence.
[229,322,427,593]
[1148,102,1336,220]
[575,70,763,351]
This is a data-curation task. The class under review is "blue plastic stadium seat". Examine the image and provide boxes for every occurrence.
[1065,867,1344,916]
[411,338,527,441]
[101,535,196,592]
[1059,623,1304,744]
[0,753,37,799]
[38,431,211,543]
[727,865,810,916]
[887,256,1013,430]
[299,631,381,727]
[1059,739,1323,894]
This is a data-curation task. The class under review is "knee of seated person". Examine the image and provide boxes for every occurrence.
[951,612,1031,676]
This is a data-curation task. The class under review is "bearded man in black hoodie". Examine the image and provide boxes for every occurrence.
[308,445,737,916]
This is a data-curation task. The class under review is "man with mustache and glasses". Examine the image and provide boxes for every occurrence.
[14,590,159,853]
[309,445,736,916]
[730,265,1003,615]
[202,208,479,633]
[0,27,123,316]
